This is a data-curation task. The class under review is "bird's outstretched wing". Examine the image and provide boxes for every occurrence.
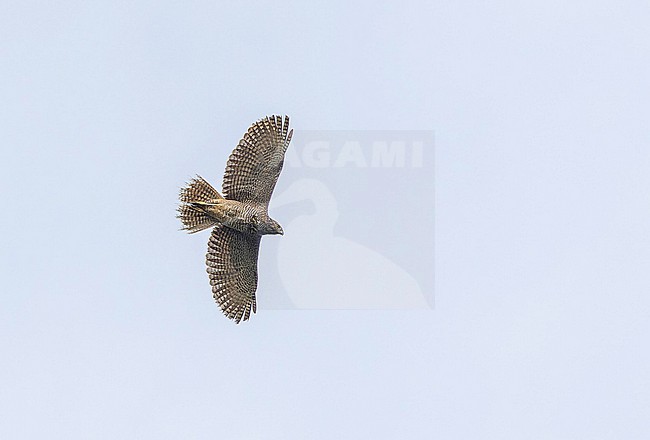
[206,225,261,323]
[222,115,293,205]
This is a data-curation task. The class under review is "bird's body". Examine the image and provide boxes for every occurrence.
[182,195,280,236]
[177,115,293,323]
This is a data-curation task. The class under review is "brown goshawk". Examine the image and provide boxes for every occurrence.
[177,115,293,323]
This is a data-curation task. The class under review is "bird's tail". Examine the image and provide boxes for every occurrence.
[177,176,223,233]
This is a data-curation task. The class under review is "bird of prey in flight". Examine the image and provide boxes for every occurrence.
[177,115,293,323]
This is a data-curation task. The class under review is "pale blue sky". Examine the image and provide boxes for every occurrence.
[2,1,649,439]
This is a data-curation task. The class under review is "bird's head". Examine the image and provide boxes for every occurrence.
[260,218,284,236]
[271,219,284,235]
